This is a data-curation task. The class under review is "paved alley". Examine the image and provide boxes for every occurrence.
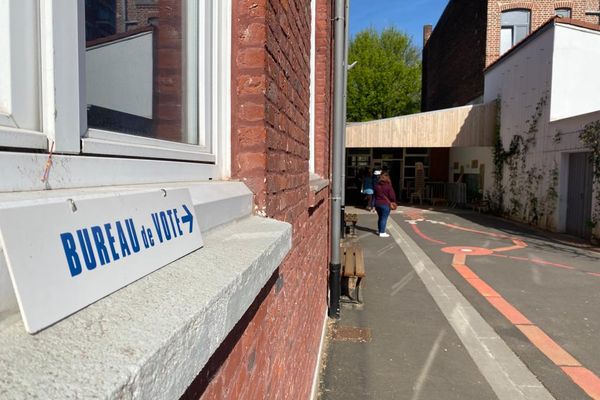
[319,206,600,400]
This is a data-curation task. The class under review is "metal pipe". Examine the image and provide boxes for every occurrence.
[329,0,348,319]
[340,0,350,239]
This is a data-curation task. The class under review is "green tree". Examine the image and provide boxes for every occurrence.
[347,27,421,122]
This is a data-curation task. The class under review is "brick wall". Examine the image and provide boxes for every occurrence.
[115,0,159,33]
[314,0,333,177]
[152,0,184,141]
[112,0,183,142]
[422,0,487,111]
[185,0,333,398]
[486,0,600,66]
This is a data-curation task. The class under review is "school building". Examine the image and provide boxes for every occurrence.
[0,0,337,398]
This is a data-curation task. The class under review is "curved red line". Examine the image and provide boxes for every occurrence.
[411,224,447,245]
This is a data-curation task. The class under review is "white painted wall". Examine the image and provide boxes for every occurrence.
[484,24,600,237]
[550,24,600,122]
[86,31,153,118]
[449,147,494,193]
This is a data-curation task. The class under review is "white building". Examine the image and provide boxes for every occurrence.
[484,18,600,240]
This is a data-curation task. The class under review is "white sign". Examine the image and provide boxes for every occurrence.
[0,189,202,333]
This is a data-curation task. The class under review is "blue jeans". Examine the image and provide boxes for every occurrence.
[375,205,390,234]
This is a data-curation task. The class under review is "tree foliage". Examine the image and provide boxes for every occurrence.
[347,27,421,122]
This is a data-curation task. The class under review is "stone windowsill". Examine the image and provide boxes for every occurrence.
[308,174,329,208]
[0,215,291,399]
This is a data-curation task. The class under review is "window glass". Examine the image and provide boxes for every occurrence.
[555,8,572,18]
[514,25,529,43]
[501,9,530,26]
[500,9,531,54]
[85,0,198,144]
[0,0,40,132]
[500,28,512,54]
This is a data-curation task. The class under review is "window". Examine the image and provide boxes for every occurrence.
[84,0,213,157]
[500,9,531,54]
[0,0,45,150]
[555,8,572,18]
[0,0,232,192]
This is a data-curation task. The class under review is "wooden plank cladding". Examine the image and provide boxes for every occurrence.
[346,102,497,148]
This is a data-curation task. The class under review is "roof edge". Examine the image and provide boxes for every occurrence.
[485,17,600,74]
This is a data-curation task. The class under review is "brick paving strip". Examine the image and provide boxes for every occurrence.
[386,217,555,400]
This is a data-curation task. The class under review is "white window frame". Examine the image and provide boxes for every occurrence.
[83,0,215,162]
[0,0,46,150]
[0,0,232,192]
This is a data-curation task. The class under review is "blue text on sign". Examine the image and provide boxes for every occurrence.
[59,205,194,277]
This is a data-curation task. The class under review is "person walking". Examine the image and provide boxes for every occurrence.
[361,169,374,210]
[373,172,397,237]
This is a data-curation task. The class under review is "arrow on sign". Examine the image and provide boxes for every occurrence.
[181,205,194,233]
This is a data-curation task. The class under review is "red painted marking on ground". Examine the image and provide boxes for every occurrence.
[487,297,532,325]
[561,367,600,400]
[517,325,581,367]
[528,258,575,270]
[432,212,598,397]
[492,245,525,252]
[491,254,576,271]
[441,246,494,256]
[506,255,530,261]
[453,253,466,265]
[466,278,501,297]
[411,224,447,245]
[453,264,479,279]
[512,239,527,247]
[490,253,509,258]
[492,238,528,252]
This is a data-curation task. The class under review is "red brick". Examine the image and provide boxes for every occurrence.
[237,47,266,68]
[198,0,333,398]
[239,22,267,45]
[240,102,265,122]
[237,75,267,96]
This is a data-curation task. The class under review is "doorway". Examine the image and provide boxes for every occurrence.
[566,152,594,239]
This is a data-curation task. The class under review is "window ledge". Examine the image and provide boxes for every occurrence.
[308,174,329,208]
[0,215,292,399]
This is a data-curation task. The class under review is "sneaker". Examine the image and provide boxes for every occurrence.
[379,232,390,238]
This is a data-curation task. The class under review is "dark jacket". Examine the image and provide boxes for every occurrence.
[374,181,396,207]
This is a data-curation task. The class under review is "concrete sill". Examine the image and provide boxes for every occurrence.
[309,175,329,208]
[0,213,292,398]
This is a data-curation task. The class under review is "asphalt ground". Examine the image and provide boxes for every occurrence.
[319,206,600,400]
[319,213,498,400]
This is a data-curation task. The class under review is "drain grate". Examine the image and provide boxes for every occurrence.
[332,326,372,343]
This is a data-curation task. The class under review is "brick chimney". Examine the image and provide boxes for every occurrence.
[423,24,433,47]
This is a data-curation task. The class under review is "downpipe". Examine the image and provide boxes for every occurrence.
[328,0,348,318]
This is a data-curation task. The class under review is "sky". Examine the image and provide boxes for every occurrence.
[349,0,449,49]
